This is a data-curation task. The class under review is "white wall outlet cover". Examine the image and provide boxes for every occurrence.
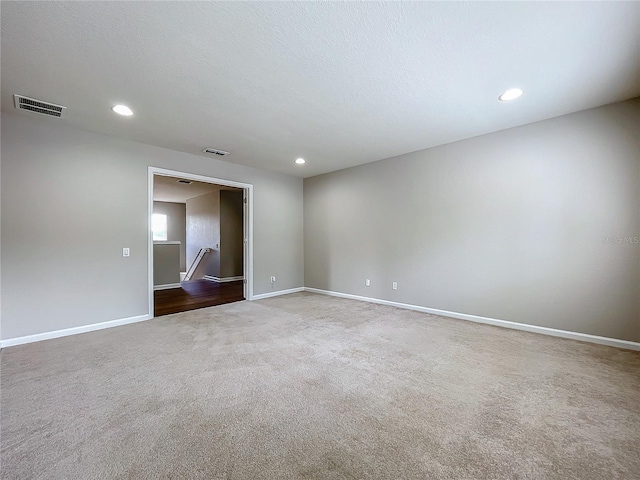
[365,279,371,286]
[270,276,276,283]
[123,248,130,257]
[392,282,398,290]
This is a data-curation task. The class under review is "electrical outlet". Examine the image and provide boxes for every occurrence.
[392,281,398,290]
[122,247,130,257]
[270,276,276,283]
[365,279,371,287]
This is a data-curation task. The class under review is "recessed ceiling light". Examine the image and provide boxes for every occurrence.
[112,104,133,116]
[295,158,306,165]
[498,88,523,102]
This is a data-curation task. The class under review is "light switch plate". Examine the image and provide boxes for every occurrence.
[123,248,130,257]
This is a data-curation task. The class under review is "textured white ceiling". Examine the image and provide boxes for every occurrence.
[153,175,240,204]
[2,2,639,178]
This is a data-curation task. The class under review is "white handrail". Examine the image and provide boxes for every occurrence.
[184,248,210,281]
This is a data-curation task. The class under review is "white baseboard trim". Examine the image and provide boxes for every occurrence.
[304,288,640,351]
[153,283,182,291]
[0,314,153,349]
[204,275,244,283]
[252,287,305,300]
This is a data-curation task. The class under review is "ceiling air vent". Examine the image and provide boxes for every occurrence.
[14,94,66,118]
[176,179,193,185]
[203,147,230,157]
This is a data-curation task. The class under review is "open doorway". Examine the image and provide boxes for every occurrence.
[148,167,253,316]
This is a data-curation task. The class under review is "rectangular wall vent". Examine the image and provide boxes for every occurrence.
[202,147,230,156]
[14,94,66,118]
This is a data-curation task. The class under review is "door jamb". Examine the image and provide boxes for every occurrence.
[148,166,254,317]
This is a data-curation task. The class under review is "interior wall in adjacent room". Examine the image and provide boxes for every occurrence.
[220,190,244,278]
[185,191,220,278]
[153,201,187,271]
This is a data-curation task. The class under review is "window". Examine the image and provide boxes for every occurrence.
[152,213,168,241]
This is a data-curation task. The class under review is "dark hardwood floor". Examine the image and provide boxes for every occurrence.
[154,279,245,317]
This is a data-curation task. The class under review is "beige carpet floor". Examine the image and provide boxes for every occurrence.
[1,292,639,479]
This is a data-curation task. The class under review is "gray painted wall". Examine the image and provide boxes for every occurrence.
[1,112,304,340]
[153,243,181,286]
[185,192,220,279]
[220,190,244,278]
[153,201,186,271]
[304,99,640,342]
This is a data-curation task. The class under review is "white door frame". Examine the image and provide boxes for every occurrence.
[148,166,254,316]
